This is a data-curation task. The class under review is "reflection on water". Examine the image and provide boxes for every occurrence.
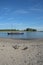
[0,32,43,39]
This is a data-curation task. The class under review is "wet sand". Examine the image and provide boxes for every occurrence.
[0,38,43,65]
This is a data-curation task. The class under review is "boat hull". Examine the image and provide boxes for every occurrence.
[8,32,24,35]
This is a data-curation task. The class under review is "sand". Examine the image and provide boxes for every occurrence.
[0,38,43,65]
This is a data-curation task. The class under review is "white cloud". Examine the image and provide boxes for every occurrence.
[0,22,23,26]
[28,2,43,12]
[36,16,43,20]
[29,8,41,11]
[3,8,10,12]
[0,23,9,25]
[14,10,28,14]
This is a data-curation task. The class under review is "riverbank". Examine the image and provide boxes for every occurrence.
[0,38,43,65]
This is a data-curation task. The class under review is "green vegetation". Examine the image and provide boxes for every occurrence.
[0,28,37,32]
[24,28,37,31]
[0,29,19,32]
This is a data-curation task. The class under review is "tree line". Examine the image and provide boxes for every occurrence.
[24,28,37,31]
[0,28,37,32]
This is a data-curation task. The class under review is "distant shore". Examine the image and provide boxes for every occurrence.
[0,30,37,32]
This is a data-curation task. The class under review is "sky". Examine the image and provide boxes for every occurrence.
[0,0,43,30]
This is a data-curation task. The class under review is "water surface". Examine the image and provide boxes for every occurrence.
[0,32,43,39]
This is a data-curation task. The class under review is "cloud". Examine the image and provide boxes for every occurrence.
[7,17,15,20]
[0,8,14,20]
[28,8,43,12]
[29,8,41,11]
[28,2,43,12]
[36,16,43,20]
[14,10,28,14]
[3,8,10,12]
[0,22,23,26]
[0,8,29,19]
[0,23,10,26]
[0,7,11,18]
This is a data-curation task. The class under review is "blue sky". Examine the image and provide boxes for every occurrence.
[0,0,43,30]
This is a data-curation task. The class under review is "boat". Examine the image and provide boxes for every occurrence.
[8,32,24,35]
[7,24,24,35]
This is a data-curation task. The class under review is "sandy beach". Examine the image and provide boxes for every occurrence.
[0,38,43,65]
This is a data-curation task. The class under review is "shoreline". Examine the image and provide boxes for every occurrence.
[0,37,43,40]
[0,37,43,44]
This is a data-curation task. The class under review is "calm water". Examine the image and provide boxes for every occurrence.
[0,32,43,39]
